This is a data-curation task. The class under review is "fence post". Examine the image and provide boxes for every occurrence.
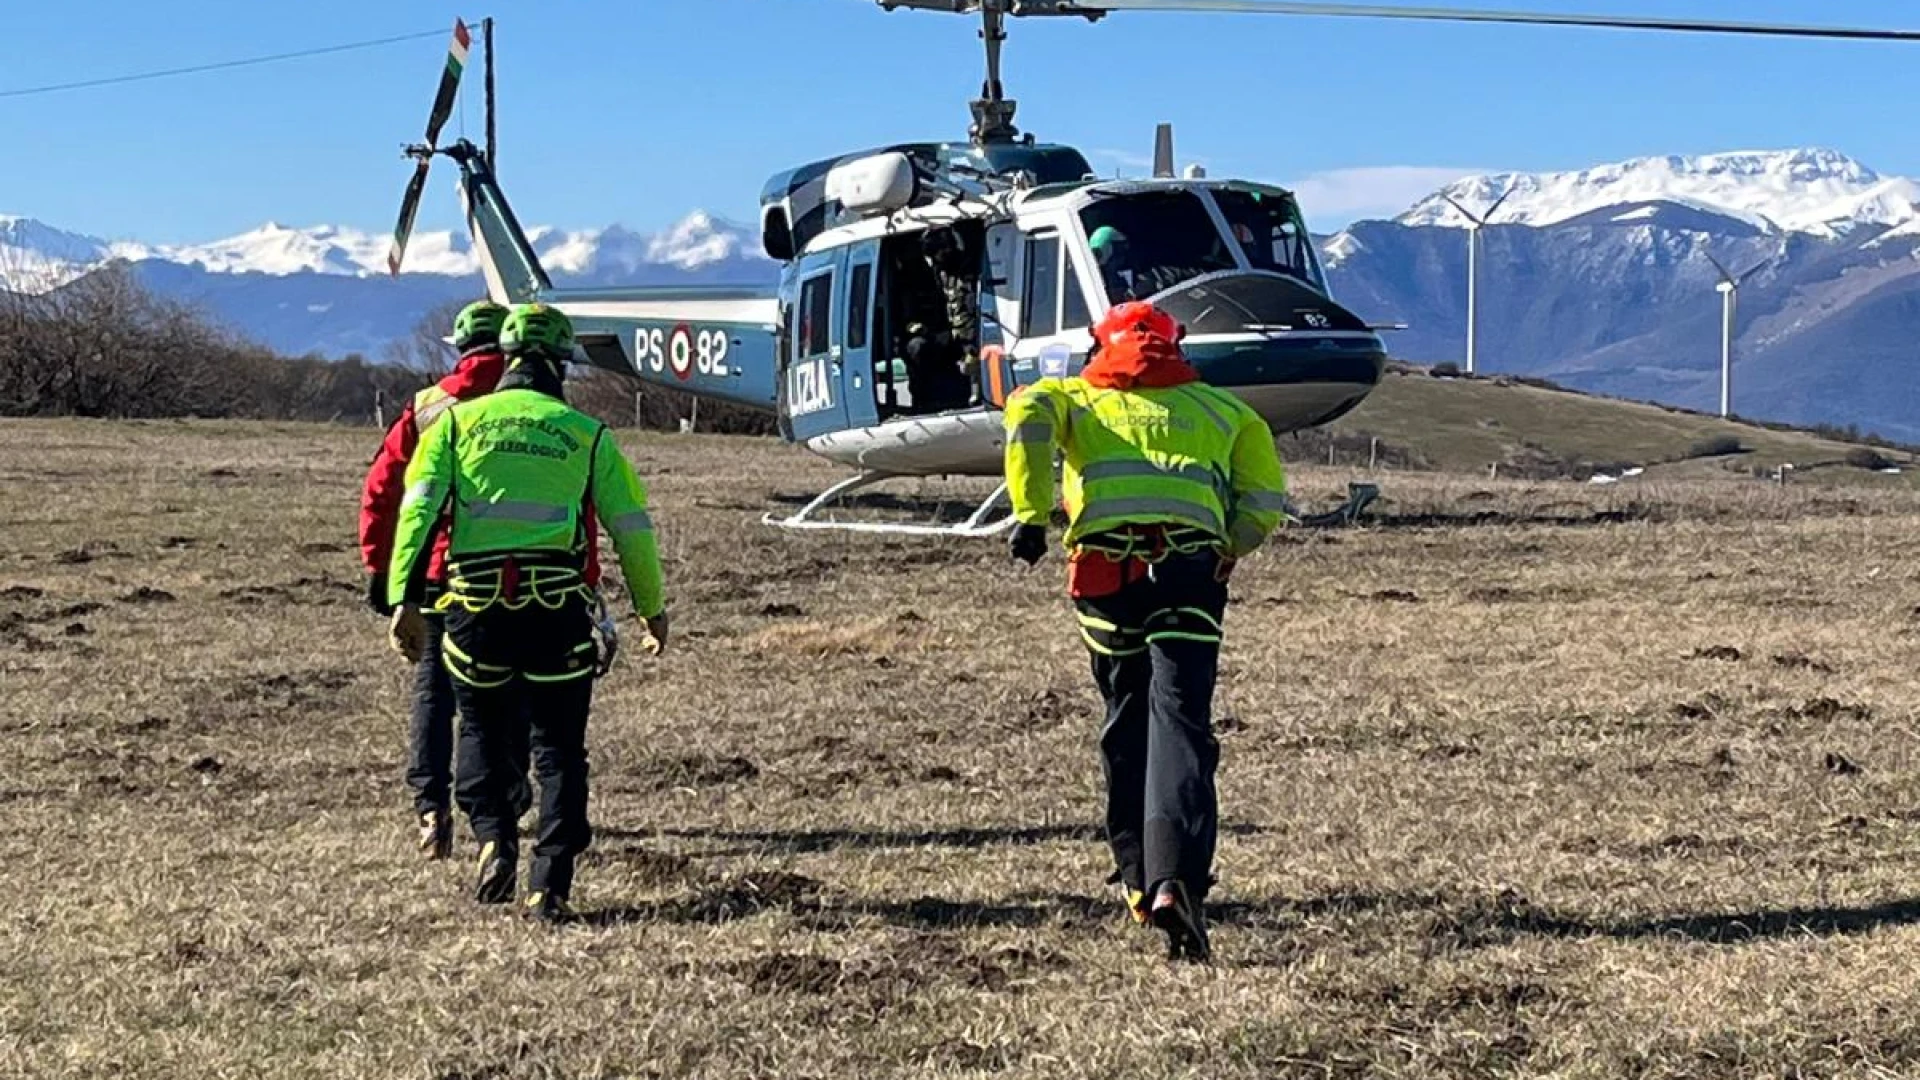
[633,389,642,429]
[373,388,386,429]
[1369,436,1379,471]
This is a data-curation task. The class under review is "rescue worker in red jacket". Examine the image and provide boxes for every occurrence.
[1002,300,1289,963]
[358,299,512,859]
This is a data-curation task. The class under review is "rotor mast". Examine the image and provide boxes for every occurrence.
[972,2,1018,144]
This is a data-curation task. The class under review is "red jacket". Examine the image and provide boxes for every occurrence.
[358,350,608,589]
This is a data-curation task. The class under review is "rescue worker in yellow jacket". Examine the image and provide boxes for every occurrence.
[386,302,669,923]
[1002,300,1288,962]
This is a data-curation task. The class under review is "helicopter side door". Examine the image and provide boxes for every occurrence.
[782,249,849,442]
[835,238,882,431]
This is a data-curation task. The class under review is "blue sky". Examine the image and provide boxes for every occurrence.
[4,0,1917,243]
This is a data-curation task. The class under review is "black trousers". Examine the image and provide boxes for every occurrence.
[405,612,456,814]
[1073,547,1227,899]
[444,596,598,899]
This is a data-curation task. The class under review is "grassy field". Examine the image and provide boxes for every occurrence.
[8,417,1920,1078]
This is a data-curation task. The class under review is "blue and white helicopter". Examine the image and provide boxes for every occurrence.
[384,2,1920,536]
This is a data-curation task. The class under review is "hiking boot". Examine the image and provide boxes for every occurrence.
[417,809,453,861]
[523,889,574,925]
[1119,881,1150,926]
[473,839,517,905]
[1149,879,1210,963]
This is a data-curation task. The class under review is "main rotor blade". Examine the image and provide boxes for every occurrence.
[1066,1,1920,41]
[387,158,431,277]
[423,18,472,147]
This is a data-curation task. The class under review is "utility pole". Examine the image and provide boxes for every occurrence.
[483,17,497,173]
[1441,188,1514,375]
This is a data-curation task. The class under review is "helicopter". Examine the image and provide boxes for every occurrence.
[384,3,1920,536]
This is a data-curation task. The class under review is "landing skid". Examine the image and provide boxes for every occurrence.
[763,476,1381,537]
[762,471,1019,537]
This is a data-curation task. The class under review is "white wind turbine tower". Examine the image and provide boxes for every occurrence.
[1704,252,1766,419]
[1441,186,1515,376]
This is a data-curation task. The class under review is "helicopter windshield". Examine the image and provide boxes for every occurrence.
[1079,190,1239,304]
[1210,187,1327,290]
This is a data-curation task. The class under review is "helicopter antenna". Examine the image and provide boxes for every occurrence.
[972,1,1018,144]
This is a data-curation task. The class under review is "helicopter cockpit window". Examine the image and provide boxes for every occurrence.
[800,273,833,357]
[1211,188,1325,289]
[1080,190,1238,304]
[1022,233,1061,339]
[1062,258,1091,332]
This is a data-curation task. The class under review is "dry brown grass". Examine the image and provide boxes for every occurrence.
[7,418,1920,1079]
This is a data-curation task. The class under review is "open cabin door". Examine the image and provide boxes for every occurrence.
[836,238,881,430]
[783,250,849,441]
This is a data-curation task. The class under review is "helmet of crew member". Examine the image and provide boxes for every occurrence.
[444,299,510,350]
[500,302,576,378]
[1087,225,1129,267]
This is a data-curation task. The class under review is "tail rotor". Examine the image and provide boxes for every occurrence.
[386,18,473,276]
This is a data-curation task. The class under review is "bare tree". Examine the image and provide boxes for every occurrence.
[382,297,467,382]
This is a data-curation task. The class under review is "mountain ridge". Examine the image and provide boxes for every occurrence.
[6,146,1917,439]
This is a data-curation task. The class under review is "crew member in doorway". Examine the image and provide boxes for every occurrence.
[386,302,669,923]
[924,226,981,401]
[1000,300,1289,962]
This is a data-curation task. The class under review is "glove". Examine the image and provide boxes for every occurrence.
[1009,523,1048,566]
[591,596,620,676]
[639,611,670,658]
[366,572,393,616]
[388,604,428,664]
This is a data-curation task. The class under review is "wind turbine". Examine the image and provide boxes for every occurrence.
[1704,253,1766,418]
[1441,186,1515,375]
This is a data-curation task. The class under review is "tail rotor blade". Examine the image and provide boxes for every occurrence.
[423,18,472,148]
[387,157,431,276]
[1152,122,1175,178]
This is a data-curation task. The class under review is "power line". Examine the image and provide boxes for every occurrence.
[0,27,457,101]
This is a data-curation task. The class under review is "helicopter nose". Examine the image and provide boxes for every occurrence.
[1180,330,1386,433]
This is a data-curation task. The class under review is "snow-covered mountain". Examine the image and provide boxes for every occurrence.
[0,210,766,293]
[1399,148,1920,239]
[10,146,1920,439]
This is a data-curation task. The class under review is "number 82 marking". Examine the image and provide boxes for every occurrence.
[635,326,730,375]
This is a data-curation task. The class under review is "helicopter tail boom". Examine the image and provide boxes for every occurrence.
[449,142,553,305]
[541,287,781,414]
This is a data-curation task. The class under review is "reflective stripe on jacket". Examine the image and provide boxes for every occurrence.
[386,388,665,617]
[1003,376,1289,557]
[357,347,506,582]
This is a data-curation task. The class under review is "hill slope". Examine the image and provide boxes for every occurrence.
[1323,368,1910,479]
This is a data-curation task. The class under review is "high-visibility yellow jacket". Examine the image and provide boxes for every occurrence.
[386,387,665,617]
[1003,376,1289,557]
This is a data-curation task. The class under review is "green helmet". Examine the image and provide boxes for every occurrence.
[500,302,575,360]
[449,300,509,350]
[1088,225,1128,265]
